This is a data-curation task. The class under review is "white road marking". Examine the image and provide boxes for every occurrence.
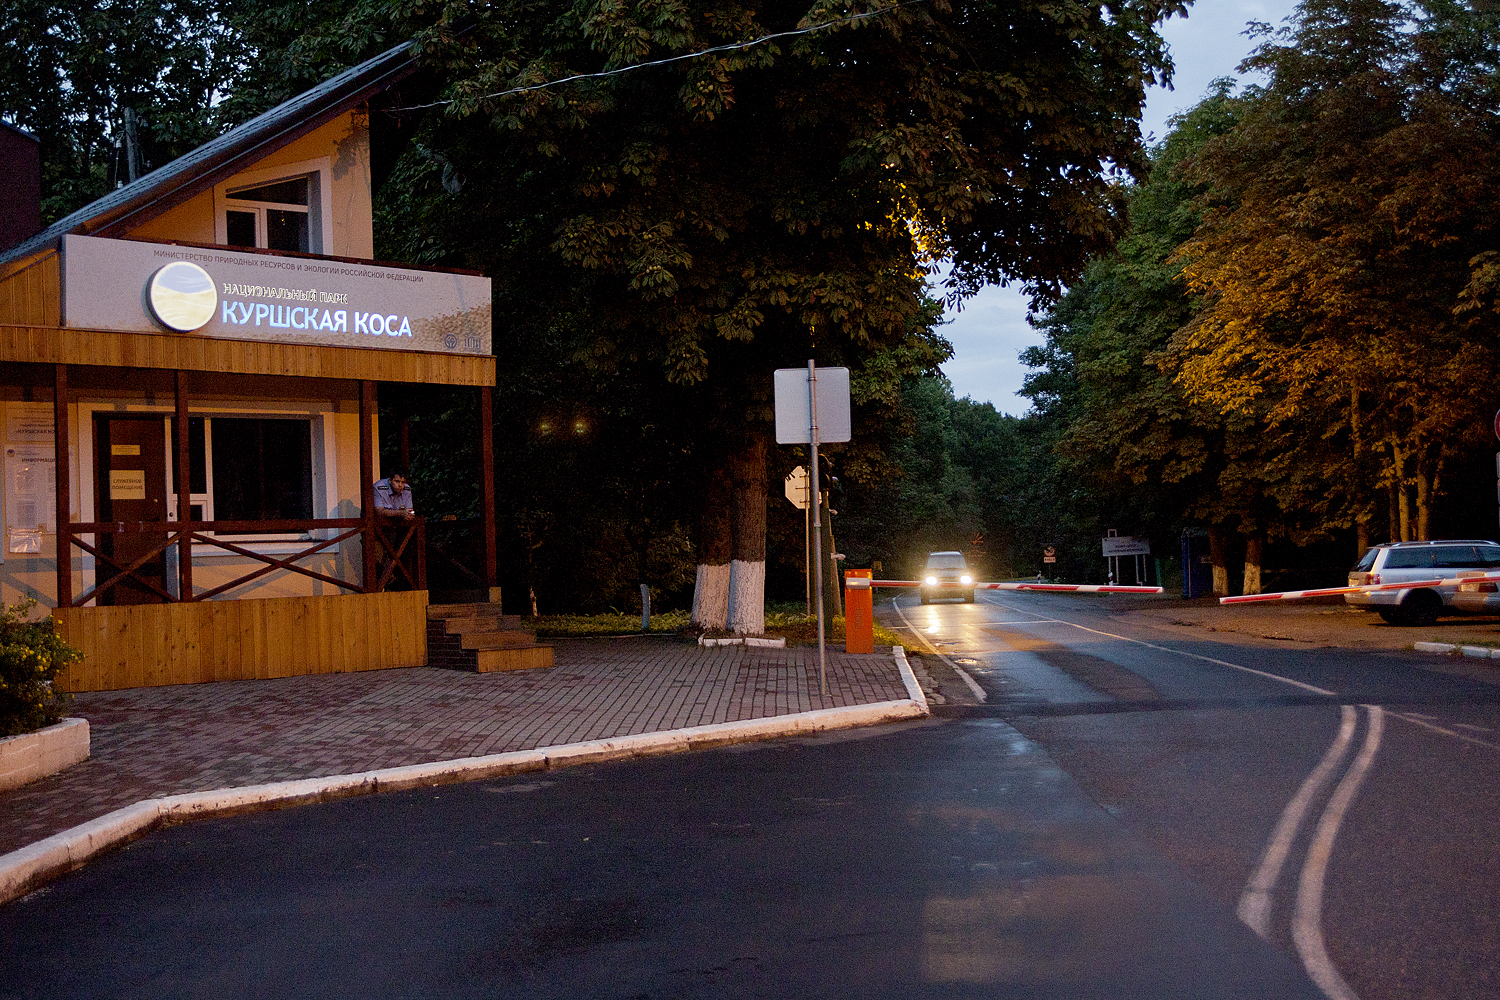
[1453,722,1493,733]
[1294,705,1384,1000]
[892,596,987,702]
[1386,710,1500,752]
[1237,706,1358,938]
[979,595,1339,697]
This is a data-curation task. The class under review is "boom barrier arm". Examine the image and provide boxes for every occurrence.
[847,579,1164,595]
[1218,572,1500,604]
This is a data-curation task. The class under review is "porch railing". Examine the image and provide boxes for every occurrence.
[61,517,427,607]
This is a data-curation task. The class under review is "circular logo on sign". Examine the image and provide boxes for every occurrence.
[443,333,459,350]
[146,261,217,332]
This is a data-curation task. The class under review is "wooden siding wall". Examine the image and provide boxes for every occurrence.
[0,325,495,386]
[53,591,428,692]
[0,251,60,326]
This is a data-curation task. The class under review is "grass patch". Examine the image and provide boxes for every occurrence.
[529,603,903,648]
[533,609,691,637]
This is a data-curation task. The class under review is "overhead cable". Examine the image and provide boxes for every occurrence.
[390,0,930,112]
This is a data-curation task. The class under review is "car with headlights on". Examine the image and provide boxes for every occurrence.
[1346,539,1500,625]
[920,551,975,604]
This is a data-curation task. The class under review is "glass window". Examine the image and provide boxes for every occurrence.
[211,418,313,521]
[1352,549,1379,572]
[223,173,315,253]
[1431,546,1478,569]
[926,553,967,570]
[266,209,309,253]
[229,177,308,206]
[1382,548,1436,569]
[226,211,256,248]
[169,417,311,524]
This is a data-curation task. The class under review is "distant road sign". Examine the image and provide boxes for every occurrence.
[784,466,810,509]
[1102,536,1150,557]
[1043,545,1057,564]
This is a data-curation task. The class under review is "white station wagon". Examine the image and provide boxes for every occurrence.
[1346,539,1500,625]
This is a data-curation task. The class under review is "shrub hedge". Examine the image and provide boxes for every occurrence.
[0,599,80,738]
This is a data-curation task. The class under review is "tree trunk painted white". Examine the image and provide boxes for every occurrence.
[691,465,733,630]
[727,559,766,634]
[1209,527,1230,598]
[1242,534,1263,595]
[692,562,731,629]
[727,431,768,634]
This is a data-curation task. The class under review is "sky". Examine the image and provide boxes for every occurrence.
[938,0,1302,414]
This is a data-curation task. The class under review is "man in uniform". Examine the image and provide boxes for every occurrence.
[373,471,415,520]
[372,471,415,589]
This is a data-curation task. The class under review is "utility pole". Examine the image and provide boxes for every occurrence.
[123,107,142,183]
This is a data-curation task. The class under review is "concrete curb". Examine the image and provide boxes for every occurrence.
[0,718,90,793]
[0,651,928,907]
[1413,641,1500,659]
[698,635,787,648]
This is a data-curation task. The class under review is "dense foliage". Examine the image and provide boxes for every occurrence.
[1020,0,1500,595]
[0,600,78,738]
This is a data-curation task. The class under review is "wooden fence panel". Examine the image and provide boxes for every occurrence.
[53,591,428,692]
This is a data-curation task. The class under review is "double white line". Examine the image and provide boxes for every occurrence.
[1239,704,1385,1000]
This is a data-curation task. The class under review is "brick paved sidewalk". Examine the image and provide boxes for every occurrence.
[0,638,910,857]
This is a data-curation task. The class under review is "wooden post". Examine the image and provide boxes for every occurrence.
[52,364,71,608]
[360,380,377,592]
[174,370,193,601]
[480,385,497,590]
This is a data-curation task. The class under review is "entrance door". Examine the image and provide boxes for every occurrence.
[94,416,168,605]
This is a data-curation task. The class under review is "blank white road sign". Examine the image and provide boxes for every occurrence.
[774,366,851,444]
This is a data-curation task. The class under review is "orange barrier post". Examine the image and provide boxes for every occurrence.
[844,568,874,654]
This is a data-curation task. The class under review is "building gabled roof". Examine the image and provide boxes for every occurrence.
[1,40,417,267]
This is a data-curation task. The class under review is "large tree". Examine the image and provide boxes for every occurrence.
[1169,0,1500,543]
[0,0,252,223]
[365,0,1187,630]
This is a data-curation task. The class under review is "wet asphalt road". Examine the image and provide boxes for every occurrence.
[2,592,1496,999]
[0,718,1321,1000]
[893,590,1500,1000]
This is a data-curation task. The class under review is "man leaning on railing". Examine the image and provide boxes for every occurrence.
[373,471,415,520]
[372,470,418,590]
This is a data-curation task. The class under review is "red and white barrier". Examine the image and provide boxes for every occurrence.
[1219,572,1500,604]
[857,579,1163,595]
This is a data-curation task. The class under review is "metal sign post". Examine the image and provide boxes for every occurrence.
[774,364,851,700]
[808,362,826,696]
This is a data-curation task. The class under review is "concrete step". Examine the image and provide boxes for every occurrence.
[461,630,540,651]
[475,645,554,672]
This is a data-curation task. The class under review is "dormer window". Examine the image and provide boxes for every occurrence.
[225,176,311,252]
[213,157,332,255]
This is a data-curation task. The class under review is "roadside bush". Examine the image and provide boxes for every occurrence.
[0,599,80,738]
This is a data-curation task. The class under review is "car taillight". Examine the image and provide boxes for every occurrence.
[1370,573,1380,585]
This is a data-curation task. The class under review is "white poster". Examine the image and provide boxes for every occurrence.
[4,443,56,554]
[5,403,53,443]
